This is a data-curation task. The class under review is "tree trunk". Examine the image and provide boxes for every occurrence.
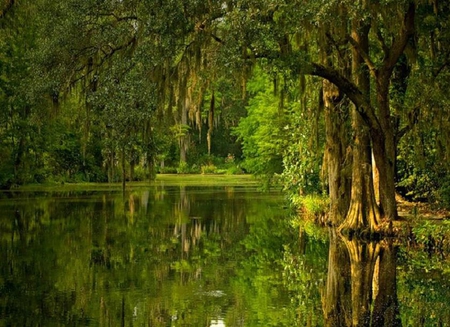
[373,80,398,221]
[320,20,352,226]
[339,111,380,235]
[323,80,351,226]
[207,91,215,156]
[339,17,380,235]
[180,95,189,163]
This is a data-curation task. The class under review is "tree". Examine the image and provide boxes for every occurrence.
[232,67,285,185]
[214,0,420,234]
[0,0,50,187]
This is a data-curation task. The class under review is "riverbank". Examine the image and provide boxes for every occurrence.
[2,174,260,192]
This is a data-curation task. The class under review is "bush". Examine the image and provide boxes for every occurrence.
[177,162,191,174]
[201,164,217,174]
[133,166,147,181]
[158,166,178,174]
[291,194,329,223]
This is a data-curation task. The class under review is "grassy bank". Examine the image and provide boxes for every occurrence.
[5,174,259,192]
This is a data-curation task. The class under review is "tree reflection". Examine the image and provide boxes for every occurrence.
[323,231,401,327]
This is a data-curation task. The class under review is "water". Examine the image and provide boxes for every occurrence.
[0,181,449,326]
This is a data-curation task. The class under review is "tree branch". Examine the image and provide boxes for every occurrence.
[382,2,415,73]
[346,34,377,78]
[308,62,382,135]
[374,25,389,56]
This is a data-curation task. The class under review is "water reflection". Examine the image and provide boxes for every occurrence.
[0,184,291,326]
[323,231,400,327]
[1,185,450,326]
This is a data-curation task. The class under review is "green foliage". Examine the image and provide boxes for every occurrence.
[176,161,191,174]
[200,163,217,174]
[0,0,449,216]
[437,180,450,208]
[280,82,324,197]
[397,128,450,206]
[411,220,450,255]
[233,67,285,185]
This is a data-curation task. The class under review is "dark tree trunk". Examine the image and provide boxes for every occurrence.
[320,20,352,226]
[372,80,398,221]
[310,3,415,227]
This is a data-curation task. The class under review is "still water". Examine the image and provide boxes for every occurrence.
[0,179,449,326]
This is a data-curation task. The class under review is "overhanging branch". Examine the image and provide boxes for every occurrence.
[308,62,382,135]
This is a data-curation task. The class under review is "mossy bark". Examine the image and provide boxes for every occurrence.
[339,14,380,236]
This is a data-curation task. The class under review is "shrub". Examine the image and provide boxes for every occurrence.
[177,162,191,174]
[201,164,217,174]
[291,194,329,223]
[158,166,178,174]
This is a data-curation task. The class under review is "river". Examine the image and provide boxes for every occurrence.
[0,177,449,326]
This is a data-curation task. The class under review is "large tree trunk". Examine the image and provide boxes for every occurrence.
[311,3,415,227]
[370,3,415,222]
[339,17,380,235]
[339,111,380,236]
[320,17,352,227]
[323,81,351,226]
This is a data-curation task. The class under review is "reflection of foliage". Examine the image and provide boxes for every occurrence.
[0,185,308,326]
[398,265,450,325]
[282,227,328,326]
[397,219,450,325]
[230,206,300,326]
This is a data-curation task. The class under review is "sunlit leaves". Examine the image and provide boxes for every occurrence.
[232,67,284,183]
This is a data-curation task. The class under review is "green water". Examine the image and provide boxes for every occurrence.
[0,179,449,326]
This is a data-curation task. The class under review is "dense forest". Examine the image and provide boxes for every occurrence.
[1,0,450,233]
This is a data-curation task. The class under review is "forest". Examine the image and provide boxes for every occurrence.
[1,0,450,234]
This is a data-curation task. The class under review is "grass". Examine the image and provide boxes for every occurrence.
[6,174,258,192]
